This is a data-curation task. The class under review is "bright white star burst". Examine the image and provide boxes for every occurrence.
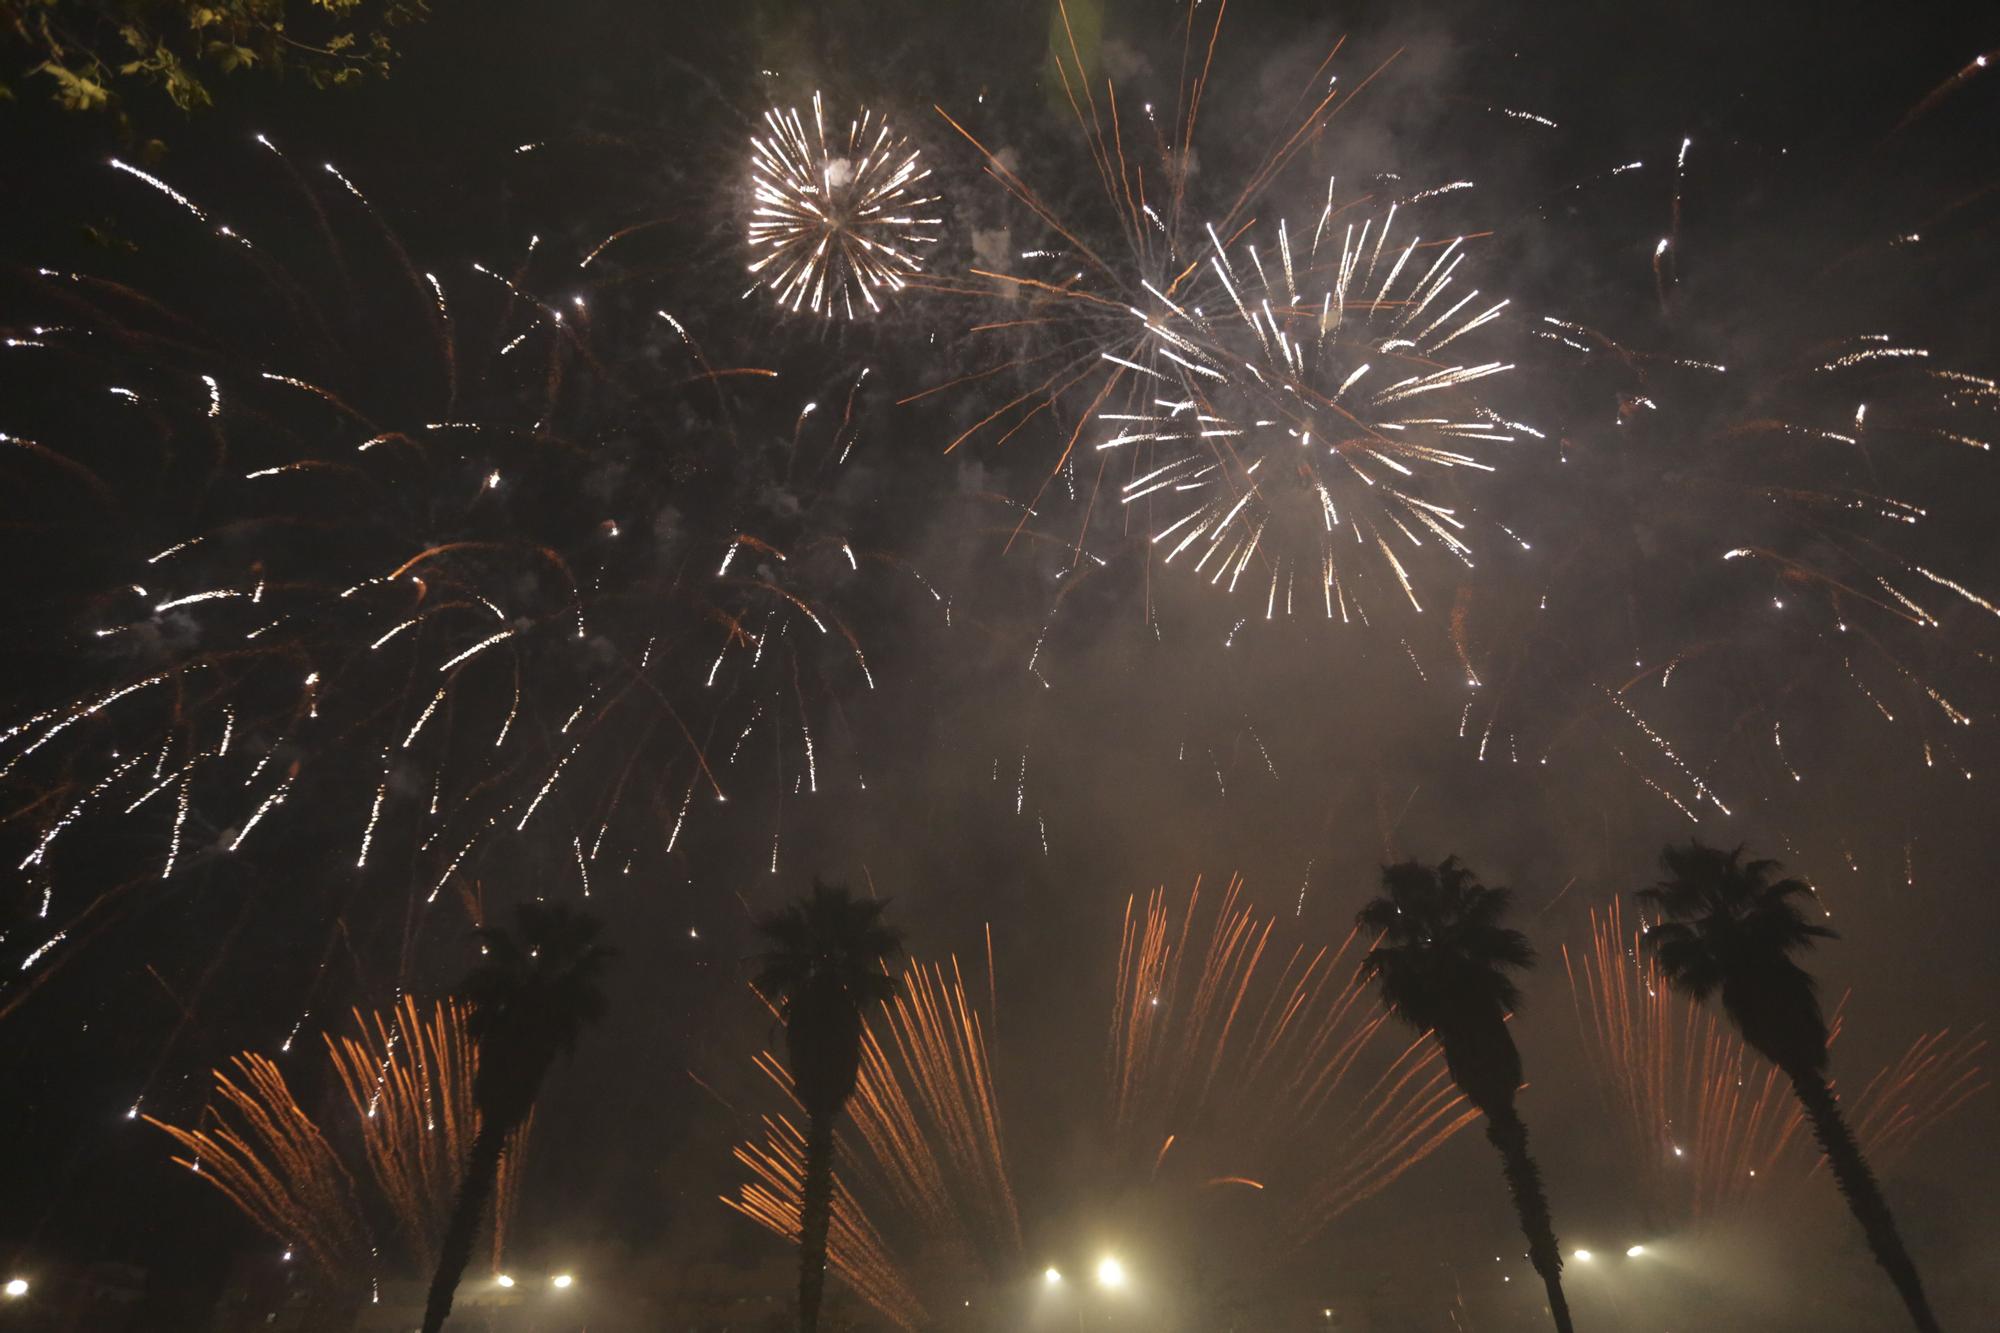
[747,92,942,319]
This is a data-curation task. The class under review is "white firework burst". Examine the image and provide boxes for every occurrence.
[747,92,942,318]
[1098,203,1524,622]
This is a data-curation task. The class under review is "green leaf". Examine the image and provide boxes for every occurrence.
[34,61,111,111]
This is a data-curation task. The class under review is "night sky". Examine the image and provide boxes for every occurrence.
[3,1,1998,1329]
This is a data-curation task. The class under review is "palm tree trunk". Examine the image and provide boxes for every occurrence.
[797,1109,836,1333]
[422,1118,508,1333]
[1788,1065,1941,1332]
[1485,1108,1575,1333]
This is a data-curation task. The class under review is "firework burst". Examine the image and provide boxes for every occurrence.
[911,0,1998,849]
[1563,898,1986,1224]
[1108,876,1477,1254]
[725,954,1009,1329]
[1089,208,1519,622]
[0,139,941,1095]
[725,877,1475,1324]
[913,1,1534,630]
[748,92,943,319]
[147,997,531,1291]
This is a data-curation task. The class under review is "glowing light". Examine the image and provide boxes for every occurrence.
[3,1279,26,1298]
[551,1273,574,1290]
[496,1274,515,1288]
[1096,1257,1126,1289]
[1626,1245,1646,1258]
[748,92,942,318]
[1573,1249,1593,1262]
[1044,1267,1062,1285]
[1086,199,1516,624]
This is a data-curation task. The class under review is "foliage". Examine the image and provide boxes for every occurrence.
[421,900,610,1333]
[1638,840,1837,1074]
[2,0,430,117]
[1359,858,1574,1333]
[1357,856,1536,1116]
[462,899,614,1125]
[754,881,903,1333]
[753,880,905,1117]
[1639,841,1940,1332]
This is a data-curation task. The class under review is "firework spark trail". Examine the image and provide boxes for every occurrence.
[1109,877,1475,1254]
[924,8,1539,634]
[748,93,943,319]
[728,952,1016,1326]
[1564,898,1811,1217]
[149,1000,529,1287]
[146,1054,375,1283]
[323,997,532,1276]
[1564,901,1986,1222]
[1496,209,2000,804]
[1082,206,1522,622]
[854,958,1022,1255]
[728,885,1467,1306]
[4,145,939,1040]
[1833,1025,1989,1171]
[723,1112,927,1331]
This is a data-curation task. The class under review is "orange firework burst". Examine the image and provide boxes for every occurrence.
[724,956,1010,1329]
[1564,899,1987,1223]
[148,1051,374,1283]
[1109,876,1478,1252]
[148,997,531,1291]
[724,877,1474,1323]
[726,1109,925,1330]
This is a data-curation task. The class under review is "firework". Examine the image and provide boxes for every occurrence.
[1086,209,1518,623]
[748,92,943,318]
[0,141,940,1082]
[916,1,1532,627]
[148,1052,375,1283]
[1108,876,1477,1251]
[727,1109,926,1330]
[726,879,1474,1323]
[724,953,1014,1329]
[1464,305,2000,832]
[147,997,531,1290]
[914,0,1998,849]
[324,996,534,1276]
[1564,899,1986,1223]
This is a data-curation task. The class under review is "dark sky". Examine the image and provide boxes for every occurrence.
[2,1,1998,1329]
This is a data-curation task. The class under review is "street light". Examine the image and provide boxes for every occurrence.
[495,1274,516,1288]
[3,1279,27,1299]
[1573,1249,1593,1263]
[1044,1266,1063,1285]
[1095,1257,1126,1289]
[1625,1245,1647,1258]
[551,1273,575,1290]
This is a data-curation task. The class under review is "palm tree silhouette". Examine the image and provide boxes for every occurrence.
[754,880,904,1333]
[1639,841,1941,1332]
[1358,857,1575,1333]
[421,901,611,1333]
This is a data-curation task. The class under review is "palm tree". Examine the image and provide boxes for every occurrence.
[754,880,904,1333]
[1358,857,1575,1333]
[1639,841,1940,1332]
[421,901,611,1333]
